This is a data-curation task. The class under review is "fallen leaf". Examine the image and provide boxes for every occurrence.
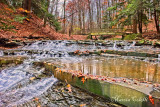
[32,97,39,102]
[81,78,85,84]
[149,95,154,105]
[80,104,86,107]
[30,77,36,81]
[66,84,72,92]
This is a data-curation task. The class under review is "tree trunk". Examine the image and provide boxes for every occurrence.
[55,0,59,18]
[154,10,160,34]
[133,16,137,33]
[82,9,85,34]
[78,0,82,34]
[99,0,102,29]
[63,0,66,33]
[138,10,142,33]
[153,0,160,34]
[23,0,31,11]
[69,12,74,36]
[88,0,92,30]
[96,1,100,28]
[50,0,55,14]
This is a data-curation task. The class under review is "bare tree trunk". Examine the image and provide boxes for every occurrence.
[99,0,102,29]
[88,0,92,30]
[153,0,160,34]
[96,1,100,28]
[55,0,59,18]
[91,3,94,28]
[133,15,137,33]
[63,0,66,33]
[69,11,74,36]
[78,0,82,34]
[154,10,160,34]
[108,0,111,28]
[82,8,85,34]
[138,10,143,33]
[23,0,32,11]
[50,0,55,14]
[43,0,50,27]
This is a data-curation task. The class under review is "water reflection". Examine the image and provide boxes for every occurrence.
[54,56,160,84]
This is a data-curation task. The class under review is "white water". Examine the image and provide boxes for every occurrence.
[0,50,3,56]
[158,54,160,60]
[124,41,136,50]
[0,57,57,106]
[0,40,159,106]
[113,41,117,50]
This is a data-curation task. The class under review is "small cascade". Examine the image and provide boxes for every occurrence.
[124,41,136,50]
[158,54,160,60]
[92,42,97,50]
[0,50,4,56]
[0,40,160,106]
[0,59,57,106]
[113,41,117,50]
[0,77,57,106]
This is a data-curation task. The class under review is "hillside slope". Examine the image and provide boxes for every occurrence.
[0,3,87,42]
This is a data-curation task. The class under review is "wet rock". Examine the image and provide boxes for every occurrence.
[47,103,58,107]
[0,38,21,48]
[0,56,27,68]
[0,38,9,45]
[154,42,160,48]
[28,35,42,39]
[4,42,20,48]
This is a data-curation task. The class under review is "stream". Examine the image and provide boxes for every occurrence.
[0,40,160,107]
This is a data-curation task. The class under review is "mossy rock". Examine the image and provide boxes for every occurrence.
[124,34,141,40]
[0,56,27,67]
[154,42,160,48]
[87,35,92,39]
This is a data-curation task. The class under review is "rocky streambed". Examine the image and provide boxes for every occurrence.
[0,40,160,107]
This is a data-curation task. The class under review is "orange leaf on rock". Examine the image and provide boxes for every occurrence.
[66,84,72,92]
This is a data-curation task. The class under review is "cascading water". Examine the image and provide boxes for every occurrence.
[0,50,3,56]
[124,41,136,50]
[0,40,160,106]
[0,57,58,106]
[113,41,117,50]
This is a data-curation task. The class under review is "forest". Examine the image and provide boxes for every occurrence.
[0,0,160,107]
[0,0,160,37]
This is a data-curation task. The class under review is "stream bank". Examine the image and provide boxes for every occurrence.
[0,40,160,107]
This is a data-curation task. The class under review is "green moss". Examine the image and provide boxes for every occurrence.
[110,38,122,40]
[98,35,105,40]
[138,39,145,44]
[94,51,102,55]
[87,35,92,39]
[14,15,27,23]
[124,34,140,40]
